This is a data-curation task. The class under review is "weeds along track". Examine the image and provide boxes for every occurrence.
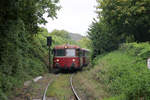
[42,74,59,100]
[70,74,81,100]
[43,73,81,100]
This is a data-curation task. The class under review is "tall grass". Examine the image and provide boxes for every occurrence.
[93,42,150,100]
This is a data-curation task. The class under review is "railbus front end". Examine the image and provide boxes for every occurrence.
[53,45,82,70]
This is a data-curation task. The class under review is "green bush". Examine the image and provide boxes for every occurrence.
[94,42,150,100]
[120,42,150,60]
[0,27,80,99]
[0,89,8,100]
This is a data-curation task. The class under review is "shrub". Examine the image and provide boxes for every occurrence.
[94,42,150,100]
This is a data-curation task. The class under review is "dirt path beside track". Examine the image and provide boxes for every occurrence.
[9,74,56,100]
[73,69,109,100]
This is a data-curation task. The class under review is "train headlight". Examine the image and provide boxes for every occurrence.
[72,59,75,62]
[65,46,67,48]
[56,59,59,62]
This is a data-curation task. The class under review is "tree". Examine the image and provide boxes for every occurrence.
[88,0,150,59]
[97,0,150,42]
[88,20,119,59]
[50,29,71,39]
[78,37,91,49]
[0,0,60,98]
[0,0,60,35]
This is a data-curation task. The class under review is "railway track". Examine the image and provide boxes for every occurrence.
[43,74,81,100]
[42,74,59,100]
[70,74,81,100]
[42,80,51,100]
[42,80,54,100]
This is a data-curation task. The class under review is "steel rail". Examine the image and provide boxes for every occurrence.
[42,74,59,100]
[70,74,81,100]
[42,80,51,100]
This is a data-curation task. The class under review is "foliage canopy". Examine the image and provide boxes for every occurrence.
[88,0,150,58]
[50,29,71,39]
[0,0,60,99]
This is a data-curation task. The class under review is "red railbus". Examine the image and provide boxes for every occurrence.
[53,44,83,70]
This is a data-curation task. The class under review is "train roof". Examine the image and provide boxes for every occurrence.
[54,44,80,49]
[81,48,90,52]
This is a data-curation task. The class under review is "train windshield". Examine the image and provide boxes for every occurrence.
[54,49,65,56]
[66,49,75,57]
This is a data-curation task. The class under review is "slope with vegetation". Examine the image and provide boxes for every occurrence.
[68,33,83,41]
[87,0,150,99]
[94,43,150,99]
[0,0,81,99]
[88,0,150,59]
[0,25,81,99]
[75,43,150,100]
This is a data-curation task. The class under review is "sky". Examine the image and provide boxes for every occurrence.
[43,0,97,36]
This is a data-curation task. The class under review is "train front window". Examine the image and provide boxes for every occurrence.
[66,49,75,57]
[54,49,65,56]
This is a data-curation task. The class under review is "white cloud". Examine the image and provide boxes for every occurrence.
[43,0,97,36]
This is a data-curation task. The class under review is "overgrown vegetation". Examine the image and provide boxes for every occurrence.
[78,37,92,50]
[87,0,150,99]
[0,0,61,99]
[50,29,71,39]
[88,0,150,59]
[46,74,73,100]
[92,43,150,100]
[0,24,80,99]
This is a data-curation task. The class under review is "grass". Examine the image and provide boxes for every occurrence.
[73,42,150,100]
[46,74,73,100]
[92,42,150,100]
[74,70,110,100]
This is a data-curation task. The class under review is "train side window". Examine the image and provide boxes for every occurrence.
[76,49,80,57]
[55,49,65,56]
[85,51,89,57]
[83,51,85,57]
[84,51,86,57]
[80,50,83,57]
[87,52,90,57]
